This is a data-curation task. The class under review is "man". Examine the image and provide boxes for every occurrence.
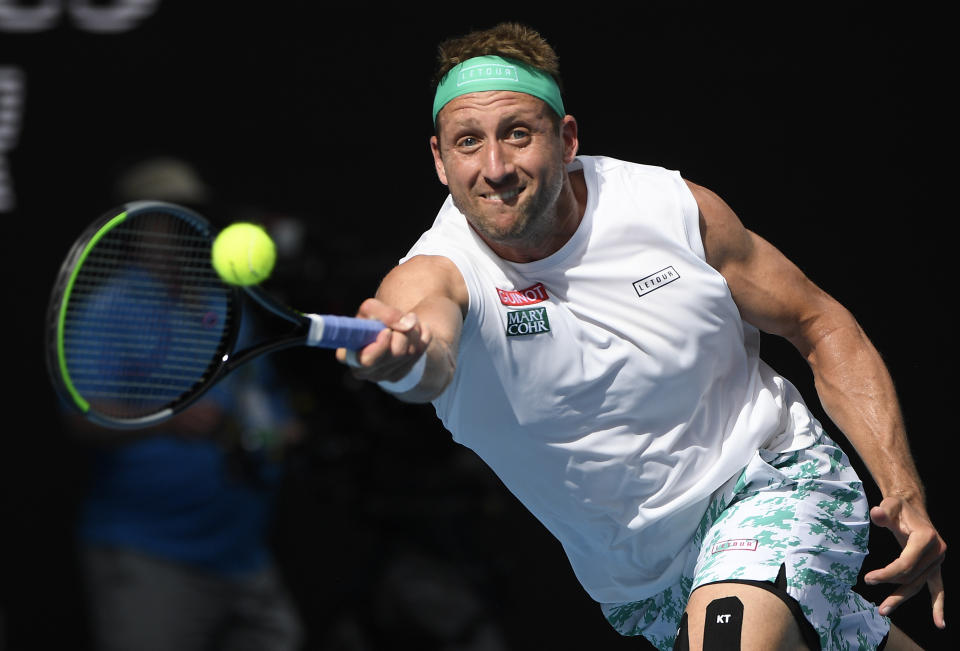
[337,23,945,650]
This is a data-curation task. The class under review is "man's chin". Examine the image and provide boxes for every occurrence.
[466,218,528,245]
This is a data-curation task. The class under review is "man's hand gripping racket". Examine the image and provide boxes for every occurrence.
[336,298,431,393]
[45,200,385,429]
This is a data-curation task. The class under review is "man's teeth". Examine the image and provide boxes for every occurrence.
[488,188,521,201]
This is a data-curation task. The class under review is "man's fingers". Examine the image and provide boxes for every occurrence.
[390,320,420,356]
[863,484,947,628]
[335,347,366,367]
[337,320,428,384]
[865,531,932,584]
[356,298,422,336]
[870,498,910,546]
[876,563,945,625]
[877,571,932,616]
[866,536,944,591]
[929,569,946,629]
[392,311,418,332]
[870,503,897,530]
[867,496,946,580]
[356,297,403,323]
[337,327,392,369]
[336,298,433,385]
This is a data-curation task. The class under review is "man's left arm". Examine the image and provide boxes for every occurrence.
[686,180,946,629]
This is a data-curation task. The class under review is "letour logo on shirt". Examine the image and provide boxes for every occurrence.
[633,266,680,298]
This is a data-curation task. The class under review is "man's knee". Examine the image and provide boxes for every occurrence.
[673,596,745,651]
[675,582,813,651]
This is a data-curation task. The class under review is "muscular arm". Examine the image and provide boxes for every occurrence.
[336,254,467,403]
[687,180,946,628]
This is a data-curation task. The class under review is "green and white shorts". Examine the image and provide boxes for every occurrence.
[601,433,890,650]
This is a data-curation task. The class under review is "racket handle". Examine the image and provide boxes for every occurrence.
[305,314,386,350]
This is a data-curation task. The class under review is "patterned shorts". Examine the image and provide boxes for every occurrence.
[601,433,890,650]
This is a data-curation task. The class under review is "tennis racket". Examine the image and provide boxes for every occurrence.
[45,200,385,429]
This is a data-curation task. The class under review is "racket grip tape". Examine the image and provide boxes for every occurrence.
[305,314,386,350]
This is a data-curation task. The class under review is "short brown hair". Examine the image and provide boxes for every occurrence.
[433,22,563,92]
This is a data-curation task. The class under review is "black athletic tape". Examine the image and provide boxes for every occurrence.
[702,564,821,650]
[672,612,689,651]
[703,596,743,650]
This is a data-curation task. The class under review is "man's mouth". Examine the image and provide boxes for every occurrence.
[483,186,523,202]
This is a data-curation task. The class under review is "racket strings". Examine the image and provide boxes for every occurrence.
[61,210,235,417]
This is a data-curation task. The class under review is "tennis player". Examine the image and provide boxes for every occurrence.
[338,23,945,650]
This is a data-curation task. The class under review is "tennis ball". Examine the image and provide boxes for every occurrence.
[211,222,276,286]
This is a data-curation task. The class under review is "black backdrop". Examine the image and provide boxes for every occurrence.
[1,3,953,649]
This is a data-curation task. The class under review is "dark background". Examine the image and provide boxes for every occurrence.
[1,2,953,649]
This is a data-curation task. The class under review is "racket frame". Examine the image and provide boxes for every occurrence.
[46,200,383,430]
[45,201,241,429]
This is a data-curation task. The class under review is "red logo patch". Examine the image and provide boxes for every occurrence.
[710,539,759,555]
[496,282,549,306]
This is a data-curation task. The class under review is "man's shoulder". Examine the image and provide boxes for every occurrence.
[579,155,686,201]
[580,155,681,182]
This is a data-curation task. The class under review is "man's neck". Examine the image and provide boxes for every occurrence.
[483,169,587,263]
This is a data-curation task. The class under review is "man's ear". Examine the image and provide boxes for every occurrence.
[430,135,448,186]
[561,115,579,164]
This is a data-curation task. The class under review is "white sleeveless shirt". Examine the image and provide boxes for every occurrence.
[402,156,821,602]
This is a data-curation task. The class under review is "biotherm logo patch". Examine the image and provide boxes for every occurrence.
[633,266,679,298]
[505,307,550,337]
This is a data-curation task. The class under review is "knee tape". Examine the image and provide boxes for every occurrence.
[703,597,744,650]
[671,598,744,651]
[673,613,689,650]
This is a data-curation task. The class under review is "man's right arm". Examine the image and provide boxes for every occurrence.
[335,254,468,403]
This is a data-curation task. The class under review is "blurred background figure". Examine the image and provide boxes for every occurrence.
[64,155,305,651]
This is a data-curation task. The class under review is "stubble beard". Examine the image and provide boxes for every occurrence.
[456,164,566,251]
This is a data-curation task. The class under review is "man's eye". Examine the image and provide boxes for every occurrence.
[457,137,479,148]
[510,130,530,140]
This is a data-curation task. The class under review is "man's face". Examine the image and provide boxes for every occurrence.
[430,91,578,257]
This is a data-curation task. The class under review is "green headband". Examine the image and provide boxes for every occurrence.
[432,55,565,123]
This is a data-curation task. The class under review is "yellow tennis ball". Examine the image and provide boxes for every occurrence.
[211,222,276,286]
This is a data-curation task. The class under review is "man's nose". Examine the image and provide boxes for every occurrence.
[482,140,514,183]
